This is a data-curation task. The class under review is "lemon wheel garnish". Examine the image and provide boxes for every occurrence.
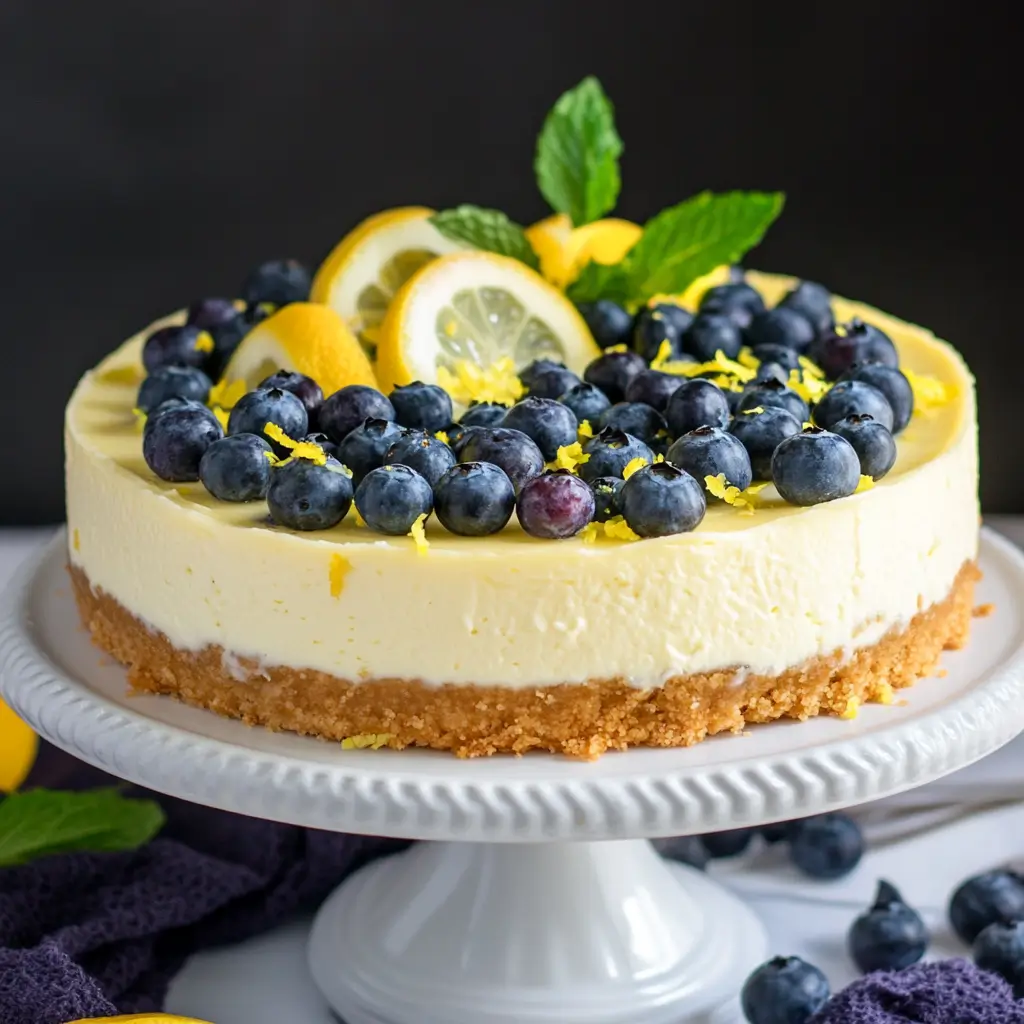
[374,251,601,396]
[309,207,464,357]
[526,213,642,290]
[219,302,376,396]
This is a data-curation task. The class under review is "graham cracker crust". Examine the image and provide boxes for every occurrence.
[70,562,979,759]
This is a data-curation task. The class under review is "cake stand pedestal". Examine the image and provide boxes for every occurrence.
[4,529,1024,1024]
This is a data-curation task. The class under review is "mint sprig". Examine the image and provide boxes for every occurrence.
[568,191,785,305]
[0,788,165,867]
[431,206,540,270]
[534,76,623,228]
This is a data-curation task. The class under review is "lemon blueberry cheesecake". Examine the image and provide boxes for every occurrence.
[65,79,978,758]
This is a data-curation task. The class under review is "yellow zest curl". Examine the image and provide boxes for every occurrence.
[579,522,601,543]
[132,408,147,432]
[603,515,641,541]
[704,473,766,515]
[410,513,429,554]
[341,733,392,750]
[264,422,326,465]
[436,357,524,407]
[577,419,594,440]
[622,456,650,480]
[855,475,875,492]
[434,430,450,445]
[553,442,590,473]
[904,368,956,415]
[194,331,214,354]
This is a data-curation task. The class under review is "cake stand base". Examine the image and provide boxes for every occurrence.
[309,839,766,1024]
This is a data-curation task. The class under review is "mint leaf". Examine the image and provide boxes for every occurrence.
[534,76,623,227]
[0,788,165,867]
[430,206,540,270]
[566,259,633,305]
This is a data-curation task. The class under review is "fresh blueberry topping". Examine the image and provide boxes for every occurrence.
[148,396,202,423]
[205,314,250,379]
[434,462,516,536]
[699,282,766,328]
[949,870,1024,944]
[142,324,214,374]
[137,366,212,413]
[740,956,830,1024]
[973,921,1024,996]
[258,370,324,427]
[599,401,667,446]
[142,404,223,483]
[620,462,706,537]
[744,307,816,353]
[777,281,834,339]
[528,365,582,400]
[755,360,791,385]
[460,402,510,428]
[240,258,311,307]
[788,813,864,879]
[519,358,568,391]
[516,471,595,539]
[813,318,899,379]
[578,427,653,483]
[389,380,454,433]
[228,386,309,455]
[667,425,753,492]
[761,822,796,844]
[633,304,691,362]
[771,427,860,506]
[664,379,731,436]
[502,396,578,461]
[558,382,612,424]
[186,297,239,330]
[354,464,433,535]
[701,828,756,858]
[681,312,743,361]
[301,432,338,459]
[242,301,275,327]
[458,426,544,494]
[577,300,635,350]
[838,363,914,433]
[198,433,273,502]
[830,415,897,479]
[737,378,810,423]
[751,343,801,373]
[730,406,803,480]
[848,880,928,974]
[583,349,647,404]
[651,836,710,871]
[319,385,396,442]
[267,456,353,531]
[623,369,683,412]
[336,417,404,484]
[384,431,457,487]
[589,476,624,522]
[652,302,695,337]
[813,379,894,431]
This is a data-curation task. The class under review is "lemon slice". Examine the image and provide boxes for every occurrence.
[0,698,37,792]
[220,302,377,396]
[526,214,642,290]
[310,207,464,357]
[375,251,601,395]
[67,1016,213,1023]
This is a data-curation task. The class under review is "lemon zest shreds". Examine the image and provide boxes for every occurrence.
[436,357,524,407]
[263,450,279,464]
[660,350,758,386]
[787,369,831,404]
[194,331,214,354]
[650,339,675,371]
[603,515,641,541]
[329,553,352,598]
[737,347,760,370]
[132,408,147,432]
[553,442,590,473]
[208,378,248,410]
[410,513,429,554]
[704,473,730,500]
[604,343,629,354]
[904,368,956,414]
[622,456,650,480]
[798,355,826,379]
[743,406,765,415]
[211,406,230,431]
[855,475,875,492]
[434,430,450,445]
[341,733,392,750]
[579,522,601,543]
[262,422,326,464]
[577,419,594,440]
[704,473,763,514]
[353,508,367,528]
[654,452,665,463]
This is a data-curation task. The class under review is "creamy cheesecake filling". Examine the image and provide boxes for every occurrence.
[65,273,978,689]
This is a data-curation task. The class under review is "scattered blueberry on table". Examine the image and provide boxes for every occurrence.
[848,879,928,973]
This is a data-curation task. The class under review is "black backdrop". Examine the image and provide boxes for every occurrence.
[1,0,1018,523]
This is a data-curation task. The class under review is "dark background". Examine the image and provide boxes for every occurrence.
[0,0,1018,524]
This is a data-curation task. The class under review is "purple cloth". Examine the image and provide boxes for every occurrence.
[0,744,404,1024]
[811,958,1024,1023]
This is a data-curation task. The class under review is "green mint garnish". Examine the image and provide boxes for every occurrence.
[567,190,785,305]
[0,788,165,867]
[534,76,623,228]
[430,205,540,270]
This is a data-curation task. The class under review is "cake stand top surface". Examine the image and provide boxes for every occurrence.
[3,528,1024,842]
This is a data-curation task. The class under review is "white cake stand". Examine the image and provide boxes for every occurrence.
[4,529,1024,1024]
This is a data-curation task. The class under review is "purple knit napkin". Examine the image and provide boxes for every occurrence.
[0,744,405,1024]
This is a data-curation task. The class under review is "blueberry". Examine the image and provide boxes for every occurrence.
[813,319,899,380]
[848,880,928,974]
[778,281,834,338]
[652,836,709,871]
[738,379,810,423]
[336,417,404,484]
[973,921,1024,996]
[199,433,273,502]
[354,464,433,535]
[258,370,324,427]
[143,404,223,483]
[528,366,581,400]
[460,402,509,428]
[620,462,706,537]
[136,366,212,413]
[458,426,545,495]
[589,476,624,522]
[755,360,791,385]
[653,302,695,337]
[502,397,578,461]
[730,407,802,480]
[633,305,690,362]
[516,471,595,539]
[205,313,250,378]
[699,282,766,328]
[577,300,635,350]
[242,300,275,327]
[789,813,863,879]
[240,258,311,307]
[701,828,756,858]
[752,344,801,373]
[148,396,201,423]
[434,462,516,536]
[519,358,568,391]
[578,427,653,483]
[949,870,1024,944]
[228,387,309,455]
[599,401,667,446]
[558,382,612,424]
[384,431,456,487]
[186,297,239,330]
[623,369,683,412]
[838,364,914,433]
[745,307,816,353]
[320,385,395,442]
[814,380,894,432]
[771,428,860,506]
[681,312,743,361]
[830,415,897,479]
[664,379,730,437]
[740,957,830,1024]
[267,456,353,530]
[389,381,453,433]
[667,425,753,492]
[142,324,214,374]
[583,350,647,403]
[761,822,796,844]
[302,431,337,459]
